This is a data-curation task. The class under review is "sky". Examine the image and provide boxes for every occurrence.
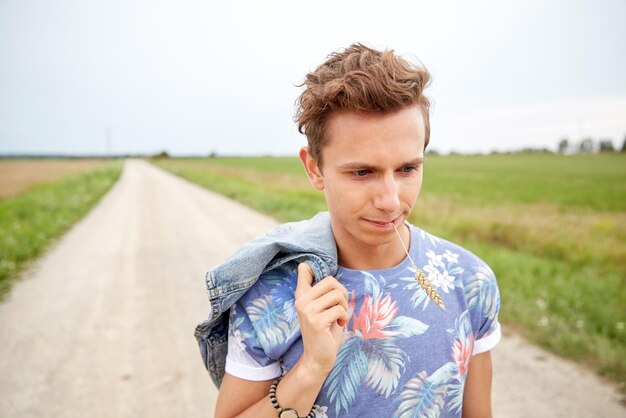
[0,0,625,156]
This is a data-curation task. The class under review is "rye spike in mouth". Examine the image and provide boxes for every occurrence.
[392,222,446,311]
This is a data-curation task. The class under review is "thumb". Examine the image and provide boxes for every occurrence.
[295,262,314,298]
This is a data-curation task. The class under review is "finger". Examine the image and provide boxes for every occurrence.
[295,262,314,299]
[319,305,350,328]
[304,288,349,314]
[337,316,348,327]
[302,276,347,301]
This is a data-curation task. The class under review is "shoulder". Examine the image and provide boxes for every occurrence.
[230,262,301,359]
[409,224,494,273]
[234,262,300,325]
[407,223,499,301]
[408,224,501,348]
[250,262,300,299]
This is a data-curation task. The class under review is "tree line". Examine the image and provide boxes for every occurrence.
[558,135,626,154]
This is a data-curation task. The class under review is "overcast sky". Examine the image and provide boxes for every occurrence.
[1,0,624,156]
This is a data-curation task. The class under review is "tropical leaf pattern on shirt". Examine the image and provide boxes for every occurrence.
[466,264,499,326]
[323,290,429,415]
[393,311,475,418]
[244,264,301,355]
[394,369,447,418]
[262,264,299,322]
[393,362,458,418]
[325,336,368,415]
[363,337,407,397]
[446,310,475,414]
[247,295,287,348]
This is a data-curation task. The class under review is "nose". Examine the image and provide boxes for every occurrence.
[373,173,401,213]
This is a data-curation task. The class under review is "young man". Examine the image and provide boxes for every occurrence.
[210,43,501,418]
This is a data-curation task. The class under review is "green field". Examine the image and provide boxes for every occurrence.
[0,161,123,299]
[154,153,626,391]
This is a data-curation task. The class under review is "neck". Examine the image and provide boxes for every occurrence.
[335,223,411,270]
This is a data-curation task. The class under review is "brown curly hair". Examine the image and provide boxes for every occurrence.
[295,43,432,165]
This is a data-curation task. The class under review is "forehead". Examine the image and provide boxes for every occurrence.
[321,105,426,166]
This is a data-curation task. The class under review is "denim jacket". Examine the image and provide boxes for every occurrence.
[194,211,338,388]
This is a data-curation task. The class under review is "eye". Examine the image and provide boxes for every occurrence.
[400,165,418,173]
[353,169,370,177]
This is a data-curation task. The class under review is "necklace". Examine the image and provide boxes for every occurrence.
[392,223,447,311]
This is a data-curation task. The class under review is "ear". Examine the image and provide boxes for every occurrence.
[298,147,324,190]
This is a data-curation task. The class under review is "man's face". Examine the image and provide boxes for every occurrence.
[300,105,426,254]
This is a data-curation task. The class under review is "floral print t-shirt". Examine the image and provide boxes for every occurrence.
[225,224,501,418]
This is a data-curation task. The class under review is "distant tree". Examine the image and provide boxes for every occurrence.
[558,138,569,154]
[152,150,170,159]
[518,147,553,154]
[598,139,615,153]
[621,135,626,152]
[578,138,594,153]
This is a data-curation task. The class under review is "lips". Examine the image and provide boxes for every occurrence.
[363,215,402,228]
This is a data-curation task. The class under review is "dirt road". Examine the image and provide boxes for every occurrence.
[0,160,623,417]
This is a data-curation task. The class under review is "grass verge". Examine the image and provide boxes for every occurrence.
[0,161,123,300]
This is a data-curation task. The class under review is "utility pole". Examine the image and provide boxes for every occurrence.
[105,126,112,159]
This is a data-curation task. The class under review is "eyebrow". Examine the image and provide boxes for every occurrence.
[337,157,425,170]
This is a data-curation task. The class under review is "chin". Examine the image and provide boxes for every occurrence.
[356,222,398,242]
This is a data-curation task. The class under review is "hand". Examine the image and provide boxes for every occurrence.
[294,262,349,375]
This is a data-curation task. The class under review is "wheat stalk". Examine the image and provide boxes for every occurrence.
[392,223,447,311]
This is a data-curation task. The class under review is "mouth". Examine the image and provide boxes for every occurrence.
[363,215,403,229]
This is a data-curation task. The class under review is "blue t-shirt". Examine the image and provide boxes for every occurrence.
[225,224,501,418]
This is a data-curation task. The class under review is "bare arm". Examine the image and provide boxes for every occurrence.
[462,351,493,418]
[215,263,349,418]
[215,360,327,418]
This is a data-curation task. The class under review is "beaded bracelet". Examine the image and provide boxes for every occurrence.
[269,377,316,418]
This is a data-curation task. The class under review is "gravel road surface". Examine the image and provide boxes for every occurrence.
[0,160,623,417]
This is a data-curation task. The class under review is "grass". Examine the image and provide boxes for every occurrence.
[0,159,111,199]
[0,161,123,300]
[421,153,626,212]
[153,154,626,391]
